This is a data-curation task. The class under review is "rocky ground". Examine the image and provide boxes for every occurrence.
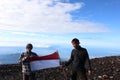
[0,56,120,80]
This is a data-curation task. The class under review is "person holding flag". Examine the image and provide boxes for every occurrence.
[18,43,38,80]
[64,38,92,80]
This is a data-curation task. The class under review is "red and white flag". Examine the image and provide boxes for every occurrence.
[29,51,60,71]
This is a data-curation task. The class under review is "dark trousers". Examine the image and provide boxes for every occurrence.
[72,70,88,80]
[23,73,36,80]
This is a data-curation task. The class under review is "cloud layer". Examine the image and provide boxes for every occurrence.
[0,0,109,33]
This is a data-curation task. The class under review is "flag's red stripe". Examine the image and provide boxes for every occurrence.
[29,51,59,61]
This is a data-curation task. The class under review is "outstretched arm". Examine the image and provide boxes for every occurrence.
[65,50,74,66]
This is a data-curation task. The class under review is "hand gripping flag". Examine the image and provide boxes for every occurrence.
[29,51,60,71]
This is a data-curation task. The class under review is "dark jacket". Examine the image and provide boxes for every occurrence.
[66,46,92,72]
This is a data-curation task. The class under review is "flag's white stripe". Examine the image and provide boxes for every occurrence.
[30,60,60,71]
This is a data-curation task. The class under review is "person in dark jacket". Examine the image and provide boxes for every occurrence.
[18,43,38,80]
[65,38,92,80]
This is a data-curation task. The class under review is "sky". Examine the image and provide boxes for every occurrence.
[0,0,120,56]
